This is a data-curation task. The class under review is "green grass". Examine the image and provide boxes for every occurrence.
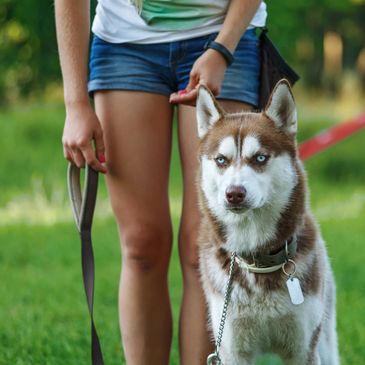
[0,101,364,364]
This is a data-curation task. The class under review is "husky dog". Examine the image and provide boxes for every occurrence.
[196,80,339,365]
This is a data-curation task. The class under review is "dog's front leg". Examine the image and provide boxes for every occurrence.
[283,345,321,365]
[209,296,255,365]
[284,353,320,365]
[219,346,254,365]
[218,319,255,365]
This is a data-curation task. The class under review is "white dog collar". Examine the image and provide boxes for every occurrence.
[234,236,297,274]
[234,256,283,274]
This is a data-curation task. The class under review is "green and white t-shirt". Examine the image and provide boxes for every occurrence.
[92,0,267,44]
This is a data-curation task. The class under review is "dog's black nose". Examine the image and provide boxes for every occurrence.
[225,185,246,205]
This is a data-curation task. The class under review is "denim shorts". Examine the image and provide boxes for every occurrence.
[88,29,261,106]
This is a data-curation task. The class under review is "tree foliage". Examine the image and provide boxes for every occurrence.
[268,0,365,87]
[0,0,60,101]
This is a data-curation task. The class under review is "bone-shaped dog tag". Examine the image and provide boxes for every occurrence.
[207,353,222,365]
[286,277,304,305]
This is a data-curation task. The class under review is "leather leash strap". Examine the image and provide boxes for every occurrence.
[67,163,105,365]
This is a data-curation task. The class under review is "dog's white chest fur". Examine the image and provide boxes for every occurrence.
[196,81,339,365]
[201,249,325,364]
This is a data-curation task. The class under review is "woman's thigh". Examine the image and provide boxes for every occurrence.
[94,91,174,266]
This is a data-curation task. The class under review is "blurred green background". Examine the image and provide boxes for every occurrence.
[0,1,364,364]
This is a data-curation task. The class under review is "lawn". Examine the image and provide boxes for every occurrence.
[0,101,364,364]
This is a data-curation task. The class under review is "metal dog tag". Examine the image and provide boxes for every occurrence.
[207,353,222,365]
[286,277,304,305]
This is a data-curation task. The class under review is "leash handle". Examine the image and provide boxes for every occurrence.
[67,163,105,365]
[67,163,98,232]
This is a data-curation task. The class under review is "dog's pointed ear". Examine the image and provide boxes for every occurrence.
[264,79,297,136]
[196,85,224,139]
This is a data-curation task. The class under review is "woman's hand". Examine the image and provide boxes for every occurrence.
[62,101,108,174]
[169,49,228,106]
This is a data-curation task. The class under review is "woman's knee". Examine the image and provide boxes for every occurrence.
[120,221,173,273]
[178,222,201,273]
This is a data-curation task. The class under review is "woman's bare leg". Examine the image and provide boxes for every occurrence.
[177,100,254,365]
[94,91,174,365]
[177,104,212,365]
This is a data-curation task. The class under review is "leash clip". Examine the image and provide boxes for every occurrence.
[207,352,222,365]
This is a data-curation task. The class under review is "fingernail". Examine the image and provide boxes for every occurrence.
[178,89,187,95]
[98,152,106,163]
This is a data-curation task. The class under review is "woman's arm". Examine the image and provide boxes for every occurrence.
[55,0,90,106]
[55,0,107,173]
[214,0,262,53]
[170,0,262,105]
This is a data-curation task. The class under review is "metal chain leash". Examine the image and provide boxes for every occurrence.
[207,251,236,365]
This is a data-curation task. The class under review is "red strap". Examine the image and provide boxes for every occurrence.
[299,112,365,160]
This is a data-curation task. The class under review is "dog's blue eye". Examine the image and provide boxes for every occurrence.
[256,154,267,163]
[215,156,227,166]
